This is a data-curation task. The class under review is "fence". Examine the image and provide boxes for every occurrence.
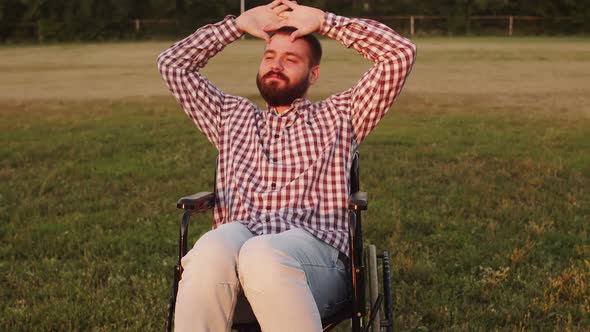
[1,19,180,42]
[130,15,584,37]
[1,16,584,42]
[371,15,583,36]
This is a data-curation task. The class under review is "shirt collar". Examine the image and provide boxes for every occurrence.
[267,98,311,117]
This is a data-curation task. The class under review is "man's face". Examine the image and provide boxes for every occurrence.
[256,33,319,107]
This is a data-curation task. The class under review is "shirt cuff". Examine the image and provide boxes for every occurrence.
[320,12,368,48]
[212,15,244,45]
[320,12,353,34]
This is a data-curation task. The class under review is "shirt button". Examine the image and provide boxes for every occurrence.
[272,158,278,163]
[274,134,280,139]
[271,183,276,189]
[266,216,271,222]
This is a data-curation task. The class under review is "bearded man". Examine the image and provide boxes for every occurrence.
[157,0,416,331]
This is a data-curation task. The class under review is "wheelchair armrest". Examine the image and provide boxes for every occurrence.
[348,191,368,211]
[177,192,215,211]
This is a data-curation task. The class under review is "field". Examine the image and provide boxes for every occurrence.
[1,36,589,331]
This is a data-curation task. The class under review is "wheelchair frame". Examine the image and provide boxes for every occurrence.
[165,153,393,332]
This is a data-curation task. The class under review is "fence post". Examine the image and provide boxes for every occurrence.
[241,0,245,40]
[508,16,513,36]
[410,15,415,36]
[37,20,43,43]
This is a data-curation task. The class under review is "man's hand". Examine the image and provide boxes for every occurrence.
[263,0,325,41]
[236,0,290,43]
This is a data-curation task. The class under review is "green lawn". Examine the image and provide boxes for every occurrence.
[1,37,589,331]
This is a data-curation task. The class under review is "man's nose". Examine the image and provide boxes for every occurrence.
[270,58,284,71]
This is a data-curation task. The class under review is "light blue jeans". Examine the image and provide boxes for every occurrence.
[174,222,348,332]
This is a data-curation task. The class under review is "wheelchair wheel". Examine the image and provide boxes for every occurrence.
[367,244,381,332]
[366,245,394,332]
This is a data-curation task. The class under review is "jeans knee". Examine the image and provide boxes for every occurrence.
[237,236,305,292]
[181,230,239,283]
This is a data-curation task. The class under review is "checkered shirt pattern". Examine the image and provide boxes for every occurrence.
[157,12,416,255]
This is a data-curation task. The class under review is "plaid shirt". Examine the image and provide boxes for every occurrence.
[157,13,416,255]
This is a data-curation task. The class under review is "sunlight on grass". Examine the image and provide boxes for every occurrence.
[1,37,589,330]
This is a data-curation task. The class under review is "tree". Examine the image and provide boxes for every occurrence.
[1,0,588,42]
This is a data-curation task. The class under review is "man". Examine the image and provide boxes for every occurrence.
[157,1,416,331]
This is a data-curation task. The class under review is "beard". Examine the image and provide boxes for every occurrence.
[256,71,310,107]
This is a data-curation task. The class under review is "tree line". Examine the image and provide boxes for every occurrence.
[1,0,588,42]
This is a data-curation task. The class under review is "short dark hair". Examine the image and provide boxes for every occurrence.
[271,27,322,67]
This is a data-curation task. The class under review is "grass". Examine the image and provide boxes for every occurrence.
[1,37,589,331]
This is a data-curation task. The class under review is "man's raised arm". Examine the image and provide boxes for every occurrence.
[266,0,417,145]
[157,1,289,148]
[325,13,416,145]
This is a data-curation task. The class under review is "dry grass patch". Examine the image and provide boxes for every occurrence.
[1,38,589,117]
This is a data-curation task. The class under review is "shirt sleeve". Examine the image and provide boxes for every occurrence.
[156,16,243,148]
[321,12,417,145]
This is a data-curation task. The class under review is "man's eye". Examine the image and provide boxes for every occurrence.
[286,58,297,63]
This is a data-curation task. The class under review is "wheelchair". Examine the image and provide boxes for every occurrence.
[165,153,394,332]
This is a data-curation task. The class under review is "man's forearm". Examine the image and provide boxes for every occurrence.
[319,13,416,64]
[157,16,243,74]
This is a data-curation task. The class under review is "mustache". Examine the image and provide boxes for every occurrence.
[262,71,289,81]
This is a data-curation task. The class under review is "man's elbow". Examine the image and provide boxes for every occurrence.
[405,40,417,63]
[386,38,417,65]
[156,52,166,71]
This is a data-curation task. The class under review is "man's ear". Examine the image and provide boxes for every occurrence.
[308,65,320,85]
